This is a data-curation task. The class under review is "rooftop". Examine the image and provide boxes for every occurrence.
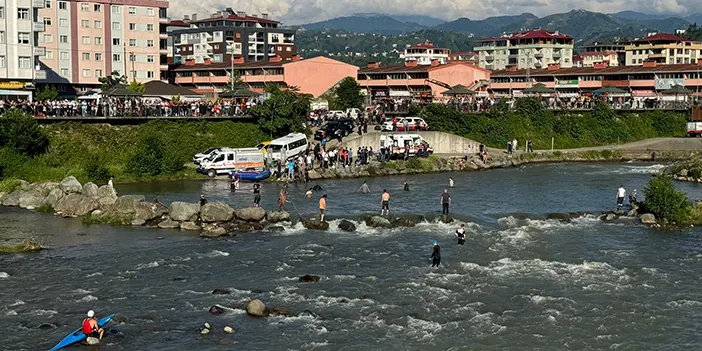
[481,29,572,42]
[174,60,286,72]
[407,41,447,50]
[631,33,691,44]
[491,63,702,77]
[359,62,487,74]
[167,20,191,28]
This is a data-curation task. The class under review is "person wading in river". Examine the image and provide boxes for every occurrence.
[380,189,390,216]
[616,185,626,211]
[278,188,287,210]
[253,182,261,207]
[440,189,451,215]
[319,194,327,222]
[455,224,466,245]
[358,181,370,194]
[430,241,441,267]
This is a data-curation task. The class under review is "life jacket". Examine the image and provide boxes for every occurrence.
[82,319,93,335]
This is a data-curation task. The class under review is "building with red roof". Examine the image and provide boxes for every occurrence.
[625,33,702,66]
[474,29,574,71]
[400,41,451,65]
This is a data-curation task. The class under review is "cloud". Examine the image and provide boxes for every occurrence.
[166,0,702,25]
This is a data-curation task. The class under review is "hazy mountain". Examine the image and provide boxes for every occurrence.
[353,13,445,27]
[611,11,670,21]
[686,13,702,25]
[435,13,537,35]
[300,15,425,34]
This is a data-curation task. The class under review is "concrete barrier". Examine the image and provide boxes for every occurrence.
[337,131,482,155]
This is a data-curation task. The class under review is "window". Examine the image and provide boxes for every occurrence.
[129,39,136,47]
[81,3,89,11]
[94,37,102,45]
[147,24,154,31]
[82,69,91,77]
[128,7,135,14]
[113,54,121,61]
[147,7,154,16]
[82,52,90,60]
[81,20,89,28]
[112,22,121,30]
[94,20,101,29]
[129,53,135,62]
[286,47,291,52]
[45,0,51,8]
[130,70,136,78]
[94,53,101,61]
[18,57,32,69]
[0,56,4,68]
[147,40,153,47]
[59,1,66,10]
[42,34,52,42]
[59,35,68,43]
[0,7,4,18]
[18,32,30,45]
[95,69,103,77]
[94,4,101,12]
[0,32,4,44]
[44,50,52,59]
[147,71,154,78]
[43,17,52,25]
[60,68,68,77]
[147,55,154,62]
[17,8,29,20]
[60,51,69,60]
[59,18,68,27]
[112,38,120,46]
[111,5,121,13]
[129,23,136,30]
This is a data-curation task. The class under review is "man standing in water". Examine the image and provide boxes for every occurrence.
[430,241,441,267]
[380,189,390,216]
[253,182,261,207]
[358,181,371,194]
[449,177,455,188]
[404,181,409,191]
[616,185,626,211]
[440,189,451,215]
[319,194,327,222]
[456,224,466,245]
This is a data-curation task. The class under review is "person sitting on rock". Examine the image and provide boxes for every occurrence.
[199,194,207,206]
[629,189,638,207]
[82,310,104,340]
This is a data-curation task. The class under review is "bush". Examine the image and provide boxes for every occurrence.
[0,109,49,156]
[126,134,166,176]
[85,153,110,183]
[644,174,692,224]
[36,204,54,213]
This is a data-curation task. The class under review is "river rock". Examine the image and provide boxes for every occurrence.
[219,339,235,345]
[59,176,83,194]
[268,308,289,316]
[82,183,99,198]
[55,194,98,216]
[96,185,117,207]
[111,314,129,324]
[209,305,225,315]
[2,190,24,206]
[158,219,180,229]
[86,337,100,345]
[223,326,235,334]
[302,219,329,230]
[112,195,146,215]
[366,216,392,228]
[17,179,30,190]
[131,219,146,226]
[267,210,291,223]
[438,215,454,224]
[391,216,418,228]
[0,192,6,203]
[299,274,321,283]
[678,169,690,178]
[640,213,657,224]
[169,202,200,221]
[19,192,45,209]
[212,289,231,295]
[338,219,357,232]
[234,207,266,222]
[267,226,285,232]
[28,182,59,197]
[200,202,235,222]
[44,188,65,208]
[307,169,322,180]
[200,226,228,238]
[233,221,265,232]
[200,328,210,335]
[134,201,168,221]
[601,213,618,222]
[180,221,201,231]
[246,299,268,317]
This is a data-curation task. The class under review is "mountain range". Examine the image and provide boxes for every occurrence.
[297,9,702,44]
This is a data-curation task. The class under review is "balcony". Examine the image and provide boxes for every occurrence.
[485,55,494,61]
[648,53,666,59]
[508,54,518,59]
[485,65,493,70]
[552,52,562,59]
[32,0,45,8]
[34,46,46,57]
[34,70,47,80]
[33,22,45,32]
[534,61,542,68]
[534,52,543,59]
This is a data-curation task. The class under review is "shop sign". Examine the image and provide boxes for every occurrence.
[0,81,27,90]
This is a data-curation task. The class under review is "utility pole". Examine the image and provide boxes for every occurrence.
[130,51,135,80]
[230,45,234,91]
[123,44,128,78]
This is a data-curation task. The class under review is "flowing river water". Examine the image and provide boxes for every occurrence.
[2,163,702,350]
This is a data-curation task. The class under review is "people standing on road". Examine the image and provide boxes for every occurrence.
[456,224,466,245]
[199,194,207,206]
[359,181,371,194]
[449,177,455,188]
[440,189,451,215]
[430,241,441,267]
[319,194,327,222]
[253,182,261,207]
[629,189,638,207]
[380,189,390,216]
[616,185,626,211]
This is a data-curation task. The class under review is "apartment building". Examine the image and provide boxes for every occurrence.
[625,33,702,66]
[448,52,478,64]
[399,41,450,65]
[0,0,48,99]
[170,9,295,66]
[36,0,168,91]
[475,29,574,70]
[580,42,626,67]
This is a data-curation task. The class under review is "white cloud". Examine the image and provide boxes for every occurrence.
[166,0,702,25]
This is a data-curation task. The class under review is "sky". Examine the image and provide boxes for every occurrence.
[168,0,702,25]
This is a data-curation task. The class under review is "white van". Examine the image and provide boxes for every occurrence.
[268,133,308,161]
[197,148,265,177]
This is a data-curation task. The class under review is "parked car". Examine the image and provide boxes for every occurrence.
[381,118,396,131]
[688,122,702,137]
[326,110,345,119]
[345,108,362,119]
[379,134,433,159]
[193,147,222,164]
[314,119,355,140]
[256,141,271,155]
[197,148,265,177]
[396,117,429,131]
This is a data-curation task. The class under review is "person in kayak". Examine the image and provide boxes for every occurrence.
[82,310,104,340]
[430,241,441,267]
[456,224,466,245]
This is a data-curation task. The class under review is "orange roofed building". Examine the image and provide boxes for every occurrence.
[173,55,358,98]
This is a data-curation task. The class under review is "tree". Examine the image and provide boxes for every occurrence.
[0,109,49,156]
[125,133,183,177]
[330,76,363,110]
[644,174,692,224]
[222,70,247,92]
[98,71,127,91]
[34,85,59,101]
[127,79,146,94]
[249,84,310,138]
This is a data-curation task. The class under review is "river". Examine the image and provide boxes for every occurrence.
[2,163,702,350]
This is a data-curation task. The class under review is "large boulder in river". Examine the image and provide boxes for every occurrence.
[59,176,83,194]
[640,213,657,225]
[180,221,201,231]
[44,188,65,208]
[112,195,146,215]
[200,202,235,222]
[27,182,59,197]
[134,201,168,221]
[82,182,99,198]
[157,219,180,229]
[169,202,200,221]
[96,185,117,207]
[338,219,356,232]
[234,207,266,222]
[2,190,24,206]
[19,192,45,209]
[366,216,392,228]
[267,210,290,223]
[302,219,329,230]
[55,194,98,216]
[391,216,420,228]
[299,274,321,283]
[246,299,268,317]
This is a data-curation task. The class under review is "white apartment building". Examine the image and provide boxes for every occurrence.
[400,42,450,65]
[475,29,575,70]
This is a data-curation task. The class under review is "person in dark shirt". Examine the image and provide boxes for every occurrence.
[403,181,409,191]
[430,241,441,267]
[199,194,207,206]
[440,189,451,215]
[253,182,261,207]
[456,224,466,245]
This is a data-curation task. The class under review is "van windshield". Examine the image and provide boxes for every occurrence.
[269,144,284,152]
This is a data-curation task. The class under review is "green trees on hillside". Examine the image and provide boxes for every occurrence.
[0,109,49,156]
[329,77,363,110]
[249,84,310,138]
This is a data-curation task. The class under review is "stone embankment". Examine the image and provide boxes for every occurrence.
[663,157,702,183]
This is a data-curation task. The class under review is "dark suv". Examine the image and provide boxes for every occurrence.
[314,118,354,140]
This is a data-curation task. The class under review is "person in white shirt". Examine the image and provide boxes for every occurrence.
[616,185,626,210]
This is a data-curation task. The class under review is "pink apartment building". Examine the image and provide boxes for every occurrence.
[37,0,168,93]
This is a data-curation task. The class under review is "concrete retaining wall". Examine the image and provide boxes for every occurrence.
[339,132,481,155]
